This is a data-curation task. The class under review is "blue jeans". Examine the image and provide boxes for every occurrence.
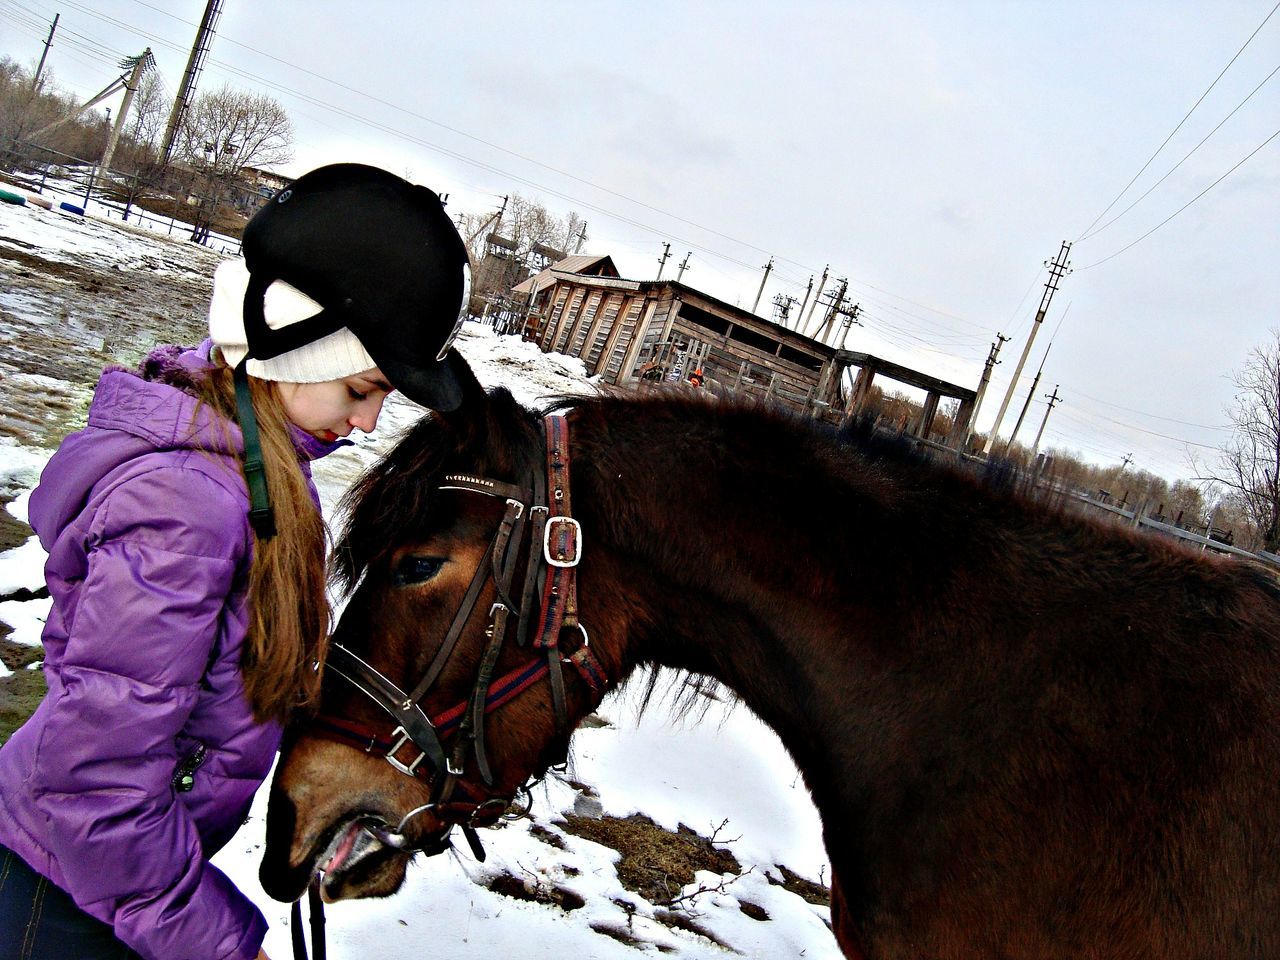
[0,845,142,960]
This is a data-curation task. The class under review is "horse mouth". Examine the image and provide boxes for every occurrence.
[306,812,456,902]
[300,814,402,901]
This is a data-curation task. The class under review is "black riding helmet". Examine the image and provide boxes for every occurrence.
[240,162,471,411]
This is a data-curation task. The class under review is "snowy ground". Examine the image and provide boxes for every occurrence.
[0,197,837,957]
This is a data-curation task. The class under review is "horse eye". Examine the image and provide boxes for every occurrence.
[391,556,444,587]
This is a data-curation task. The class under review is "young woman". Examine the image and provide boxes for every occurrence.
[0,164,470,960]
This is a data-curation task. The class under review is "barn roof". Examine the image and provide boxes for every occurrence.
[511,254,618,295]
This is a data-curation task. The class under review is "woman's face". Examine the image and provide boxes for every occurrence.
[278,368,394,441]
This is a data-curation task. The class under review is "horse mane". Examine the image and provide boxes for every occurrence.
[335,381,1264,610]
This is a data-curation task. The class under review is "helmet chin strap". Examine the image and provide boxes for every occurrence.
[233,362,277,540]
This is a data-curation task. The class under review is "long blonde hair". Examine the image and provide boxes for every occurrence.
[195,359,330,723]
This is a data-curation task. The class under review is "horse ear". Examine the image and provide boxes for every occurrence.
[438,350,487,411]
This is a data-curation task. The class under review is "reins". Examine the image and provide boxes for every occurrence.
[290,413,607,960]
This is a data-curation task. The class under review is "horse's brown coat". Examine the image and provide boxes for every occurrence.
[262,364,1280,959]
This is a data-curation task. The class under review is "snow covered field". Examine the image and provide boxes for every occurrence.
[0,199,837,958]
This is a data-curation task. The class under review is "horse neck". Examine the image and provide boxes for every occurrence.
[570,400,964,779]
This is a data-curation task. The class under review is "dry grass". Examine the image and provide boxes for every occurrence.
[559,813,741,906]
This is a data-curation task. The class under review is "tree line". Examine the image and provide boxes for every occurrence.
[0,56,291,241]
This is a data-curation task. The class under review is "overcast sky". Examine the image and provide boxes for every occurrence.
[3,0,1278,482]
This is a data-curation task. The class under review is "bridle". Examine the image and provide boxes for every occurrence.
[303,412,609,856]
[290,413,610,959]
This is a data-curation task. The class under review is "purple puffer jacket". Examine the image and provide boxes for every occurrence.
[0,343,344,960]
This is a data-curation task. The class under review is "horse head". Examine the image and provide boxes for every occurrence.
[260,362,619,904]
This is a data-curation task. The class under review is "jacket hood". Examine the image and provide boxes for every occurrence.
[27,343,345,550]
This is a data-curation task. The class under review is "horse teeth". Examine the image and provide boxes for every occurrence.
[321,819,392,883]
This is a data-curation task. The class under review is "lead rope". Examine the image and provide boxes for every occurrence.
[290,875,326,960]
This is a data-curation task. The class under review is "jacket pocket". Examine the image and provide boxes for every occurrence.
[171,742,208,793]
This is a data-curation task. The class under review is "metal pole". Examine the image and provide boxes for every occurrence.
[1003,341,1053,456]
[100,50,152,176]
[982,242,1071,454]
[32,14,59,90]
[752,257,774,314]
[803,265,828,333]
[1030,385,1061,456]
[796,275,814,327]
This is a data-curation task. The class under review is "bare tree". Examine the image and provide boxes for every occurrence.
[175,83,292,180]
[124,72,169,153]
[1203,331,1280,552]
[458,193,587,315]
[174,84,292,241]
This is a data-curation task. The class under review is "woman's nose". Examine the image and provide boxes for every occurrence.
[348,396,386,433]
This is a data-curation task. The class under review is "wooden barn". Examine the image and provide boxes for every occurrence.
[511,264,977,449]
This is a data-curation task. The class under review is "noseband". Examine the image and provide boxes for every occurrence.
[305,413,610,860]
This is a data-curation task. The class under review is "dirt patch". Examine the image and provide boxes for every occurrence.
[768,863,830,906]
[739,900,770,921]
[0,633,45,745]
[0,500,33,553]
[487,870,585,911]
[559,813,741,905]
[653,908,733,950]
[589,921,651,949]
[529,823,567,849]
[0,231,213,448]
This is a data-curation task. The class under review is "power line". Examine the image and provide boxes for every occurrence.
[1078,125,1280,270]
[1079,59,1280,242]
[1067,387,1231,431]
[1076,0,1280,239]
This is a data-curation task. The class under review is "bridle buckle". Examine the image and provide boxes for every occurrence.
[543,516,582,567]
[385,726,428,777]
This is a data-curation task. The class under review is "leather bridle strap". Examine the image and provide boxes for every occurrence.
[324,643,447,778]
[534,414,603,749]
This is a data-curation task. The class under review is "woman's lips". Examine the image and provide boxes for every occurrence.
[316,429,340,442]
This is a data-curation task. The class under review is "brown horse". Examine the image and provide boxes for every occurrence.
[261,356,1280,959]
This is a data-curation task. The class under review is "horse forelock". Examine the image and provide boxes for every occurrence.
[332,386,539,593]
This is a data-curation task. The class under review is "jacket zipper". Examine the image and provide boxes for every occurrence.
[172,743,208,793]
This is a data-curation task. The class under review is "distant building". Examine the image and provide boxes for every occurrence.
[513,262,977,448]
[239,165,289,202]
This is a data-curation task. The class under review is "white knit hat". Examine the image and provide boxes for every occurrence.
[208,258,377,383]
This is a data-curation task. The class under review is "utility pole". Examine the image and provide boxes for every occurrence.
[573,222,588,253]
[814,278,850,342]
[1120,452,1134,472]
[752,257,774,314]
[32,14,59,90]
[1003,341,1053,456]
[656,242,671,280]
[160,0,224,167]
[464,195,508,244]
[982,241,1072,455]
[796,274,814,326]
[772,293,799,326]
[837,302,863,348]
[967,333,1010,444]
[1030,385,1061,456]
[676,251,692,283]
[803,265,829,334]
[100,50,154,175]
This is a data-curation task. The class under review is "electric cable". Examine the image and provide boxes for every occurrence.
[1076,0,1280,239]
